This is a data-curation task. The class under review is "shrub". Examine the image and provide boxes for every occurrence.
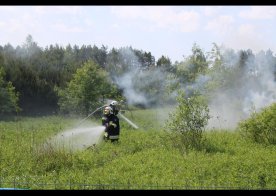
[164,90,210,151]
[238,103,276,145]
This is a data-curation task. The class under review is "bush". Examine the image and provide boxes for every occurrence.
[164,90,210,151]
[238,103,276,145]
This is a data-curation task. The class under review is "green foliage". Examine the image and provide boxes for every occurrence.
[165,90,210,151]
[57,60,117,115]
[238,103,276,145]
[1,114,276,189]
[156,55,172,72]
[175,43,208,84]
[0,66,21,115]
[0,113,276,190]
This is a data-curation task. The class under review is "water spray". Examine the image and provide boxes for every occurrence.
[48,101,139,152]
[75,105,106,128]
[118,113,139,129]
[49,105,107,152]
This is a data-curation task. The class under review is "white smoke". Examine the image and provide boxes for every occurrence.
[114,70,148,106]
[112,47,171,107]
[207,48,276,130]
[110,46,276,131]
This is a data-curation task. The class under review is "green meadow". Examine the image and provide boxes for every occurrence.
[0,109,275,190]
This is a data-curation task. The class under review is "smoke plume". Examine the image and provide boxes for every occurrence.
[110,47,276,130]
[207,48,276,129]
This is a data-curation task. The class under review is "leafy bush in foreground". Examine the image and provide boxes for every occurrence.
[164,90,210,151]
[238,103,276,145]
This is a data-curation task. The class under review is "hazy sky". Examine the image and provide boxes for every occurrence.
[0,6,276,62]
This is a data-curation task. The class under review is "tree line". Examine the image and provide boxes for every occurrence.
[0,35,275,117]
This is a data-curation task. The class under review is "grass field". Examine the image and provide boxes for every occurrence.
[0,109,275,190]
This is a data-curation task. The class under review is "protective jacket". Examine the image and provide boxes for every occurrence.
[102,113,120,141]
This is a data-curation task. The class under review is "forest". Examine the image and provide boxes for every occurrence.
[1,34,275,120]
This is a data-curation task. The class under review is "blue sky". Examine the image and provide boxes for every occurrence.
[0,6,276,62]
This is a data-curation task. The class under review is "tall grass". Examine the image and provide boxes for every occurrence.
[0,111,276,189]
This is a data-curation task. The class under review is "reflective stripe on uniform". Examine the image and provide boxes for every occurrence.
[109,135,119,139]
[109,121,117,128]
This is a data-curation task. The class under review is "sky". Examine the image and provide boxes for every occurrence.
[0,6,276,63]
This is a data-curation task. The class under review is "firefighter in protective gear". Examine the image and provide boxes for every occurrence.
[102,106,120,142]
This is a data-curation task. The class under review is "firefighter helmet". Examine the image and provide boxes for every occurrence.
[110,101,118,106]
[110,101,120,115]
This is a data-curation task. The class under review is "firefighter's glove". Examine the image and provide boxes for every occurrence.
[104,132,108,137]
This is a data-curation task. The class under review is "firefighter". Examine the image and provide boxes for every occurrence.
[102,106,120,143]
